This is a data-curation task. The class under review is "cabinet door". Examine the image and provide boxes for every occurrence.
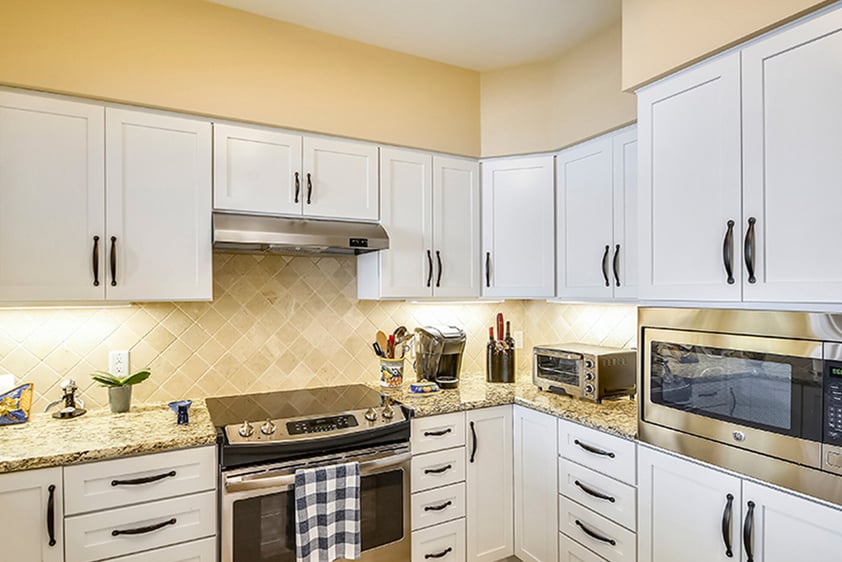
[466,406,513,562]
[612,126,638,300]
[638,446,741,562]
[433,156,480,298]
[513,406,558,562]
[213,123,302,215]
[302,136,378,221]
[742,479,842,562]
[0,91,105,302]
[376,148,433,298]
[481,156,555,298]
[637,53,742,302]
[0,467,63,562]
[105,108,212,301]
[556,136,614,300]
[742,8,842,303]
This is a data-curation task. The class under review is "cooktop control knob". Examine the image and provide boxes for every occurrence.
[238,421,255,438]
[260,419,277,435]
[364,408,378,422]
[381,403,395,419]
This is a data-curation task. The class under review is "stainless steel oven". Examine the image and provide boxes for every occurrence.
[221,444,410,562]
[639,308,842,505]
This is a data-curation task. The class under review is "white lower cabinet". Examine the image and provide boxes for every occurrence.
[559,496,635,562]
[559,532,608,562]
[107,537,217,562]
[0,466,63,562]
[514,405,558,562]
[466,406,513,562]
[412,518,466,562]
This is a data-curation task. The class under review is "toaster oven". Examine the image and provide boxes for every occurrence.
[532,343,636,402]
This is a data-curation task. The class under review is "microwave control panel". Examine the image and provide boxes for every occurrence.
[824,361,842,446]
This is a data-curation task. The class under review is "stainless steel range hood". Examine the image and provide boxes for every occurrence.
[213,212,389,256]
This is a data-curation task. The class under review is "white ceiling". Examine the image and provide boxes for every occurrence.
[206,0,621,71]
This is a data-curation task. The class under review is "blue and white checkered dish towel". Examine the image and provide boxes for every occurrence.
[294,462,361,562]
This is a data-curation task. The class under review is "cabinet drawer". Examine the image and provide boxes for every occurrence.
[65,446,216,515]
[559,533,608,562]
[412,447,466,493]
[558,420,636,485]
[412,518,466,562]
[65,491,216,562]
[108,537,216,562]
[412,412,466,454]
[559,459,637,531]
[559,496,635,562]
[412,482,466,531]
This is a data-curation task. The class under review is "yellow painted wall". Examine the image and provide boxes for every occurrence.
[0,0,481,156]
[622,0,833,90]
[480,22,635,157]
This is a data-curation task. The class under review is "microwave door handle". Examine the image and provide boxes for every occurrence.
[225,451,412,493]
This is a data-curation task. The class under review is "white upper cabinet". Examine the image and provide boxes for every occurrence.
[105,108,212,302]
[358,149,478,299]
[303,136,378,221]
[213,124,378,222]
[556,126,637,301]
[481,155,555,298]
[213,123,302,216]
[741,7,842,304]
[0,91,105,302]
[637,53,743,302]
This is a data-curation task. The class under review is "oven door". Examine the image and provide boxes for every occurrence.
[643,328,824,467]
[533,349,583,395]
[221,446,411,562]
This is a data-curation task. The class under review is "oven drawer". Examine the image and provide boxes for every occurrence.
[559,533,608,562]
[65,491,216,562]
[412,447,466,493]
[64,446,216,515]
[411,482,466,531]
[559,420,636,485]
[107,537,217,562]
[412,518,466,562]
[559,496,635,562]
[412,412,466,454]
[559,459,636,531]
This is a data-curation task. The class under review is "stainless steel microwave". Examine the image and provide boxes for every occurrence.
[639,307,842,506]
[532,343,636,402]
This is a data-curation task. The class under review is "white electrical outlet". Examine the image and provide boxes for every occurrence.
[109,350,130,378]
[514,331,524,350]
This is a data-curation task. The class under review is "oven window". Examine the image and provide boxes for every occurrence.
[649,341,822,440]
[536,354,580,386]
[232,469,405,562]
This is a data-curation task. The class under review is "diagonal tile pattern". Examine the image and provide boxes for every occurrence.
[0,254,636,412]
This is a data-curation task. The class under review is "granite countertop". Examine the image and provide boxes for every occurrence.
[381,372,638,440]
[0,400,217,474]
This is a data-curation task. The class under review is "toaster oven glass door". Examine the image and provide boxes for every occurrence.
[643,327,824,466]
[535,352,582,387]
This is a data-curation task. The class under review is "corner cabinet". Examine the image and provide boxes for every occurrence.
[0,467,63,562]
[0,90,212,303]
[481,156,555,298]
[556,126,637,301]
[213,123,378,221]
[513,405,558,562]
[358,149,480,299]
[638,4,842,306]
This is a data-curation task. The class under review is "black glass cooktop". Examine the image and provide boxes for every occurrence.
[205,384,384,427]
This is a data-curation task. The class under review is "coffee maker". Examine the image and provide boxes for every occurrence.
[414,326,466,389]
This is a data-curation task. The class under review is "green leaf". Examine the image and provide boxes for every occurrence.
[91,372,121,387]
[118,370,151,386]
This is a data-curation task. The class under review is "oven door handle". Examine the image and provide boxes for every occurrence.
[225,451,412,493]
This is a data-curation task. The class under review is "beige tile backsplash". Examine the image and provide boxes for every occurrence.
[0,254,636,411]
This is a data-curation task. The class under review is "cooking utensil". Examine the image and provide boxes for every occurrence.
[372,342,385,357]
[393,326,408,343]
[376,331,388,353]
[388,334,396,358]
